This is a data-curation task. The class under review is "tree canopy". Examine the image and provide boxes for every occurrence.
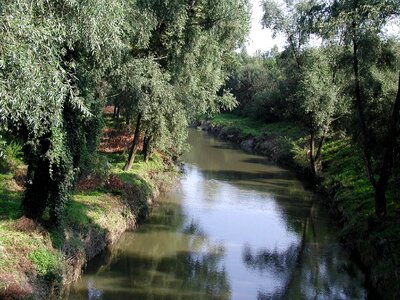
[226,0,400,217]
[0,0,250,223]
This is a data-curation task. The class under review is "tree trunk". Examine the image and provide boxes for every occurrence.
[22,141,51,219]
[373,72,400,218]
[143,135,152,163]
[374,183,387,218]
[113,105,117,119]
[124,113,142,171]
[116,106,120,123]
[314,129,327,164]
[309,131,317,183]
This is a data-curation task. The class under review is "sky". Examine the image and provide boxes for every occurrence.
[245,0,400,55]
[245,0,286,54]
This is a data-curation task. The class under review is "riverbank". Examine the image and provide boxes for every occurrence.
[201,113,400,299]
[0,118,178,299]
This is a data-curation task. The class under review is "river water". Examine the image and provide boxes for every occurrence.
[69,129,367,299]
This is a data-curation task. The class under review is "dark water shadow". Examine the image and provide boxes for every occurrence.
[199,169,295,182]
[241,158,270,165]
[134,201,185,234]
[211,144,238,150]
[70,244,231,300]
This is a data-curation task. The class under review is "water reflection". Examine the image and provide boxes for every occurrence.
[243,204,366,299]
[69,129,367,300]
[70,194,231,299]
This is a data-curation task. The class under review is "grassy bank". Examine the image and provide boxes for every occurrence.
[0,118,177,299]
[207,113,400,298]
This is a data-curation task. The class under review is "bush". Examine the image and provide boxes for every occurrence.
[80,153,111,182]
[0,139,23,172]
[291,141,310,170]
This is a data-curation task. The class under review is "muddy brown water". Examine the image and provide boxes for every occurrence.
[68,129,368,299]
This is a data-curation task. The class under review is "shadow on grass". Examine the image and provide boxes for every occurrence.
[48,190,138,274]
[103,152,126,165]
[0,174,23,220]
[48,192,110,251]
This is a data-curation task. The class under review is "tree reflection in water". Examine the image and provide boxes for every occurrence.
[70,130,368,299]
[71,201,231,300]
[242,206,367,300]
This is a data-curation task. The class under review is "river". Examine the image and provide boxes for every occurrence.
[69,128,368,299]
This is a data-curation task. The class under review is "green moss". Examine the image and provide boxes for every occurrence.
[29,248,63,281]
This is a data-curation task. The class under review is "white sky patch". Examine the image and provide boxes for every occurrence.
[245,0,286,55]
[245,0,400,56]
[384,18,400,41]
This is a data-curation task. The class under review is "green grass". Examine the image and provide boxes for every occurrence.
[210,113,305,139]
[0,221,63,288]
[66,191,127,232]
[211,113,268,137]
[0,173,62,285]
[0,173,22,220]
[321,138,376,218]
[105,150,166,196]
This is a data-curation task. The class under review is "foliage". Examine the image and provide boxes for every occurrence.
[321,0,400,217]
[0,139,23,172]
[110,0,250,170]
[0,0,127,223]
[226,0,400,213]
[0,0,250,223]
[294,49,345,135]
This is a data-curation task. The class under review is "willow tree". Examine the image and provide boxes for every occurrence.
[294,48,346,180]
[114,58,188,171]
[0,0,127,224]
[326,0,400,218]
[118,0,250,170]
[261,0,344,182]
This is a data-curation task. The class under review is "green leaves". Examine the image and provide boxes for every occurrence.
[0,0,250,223]
[112,0,250,152]
[295,48,345,134]
[0,1,66,143]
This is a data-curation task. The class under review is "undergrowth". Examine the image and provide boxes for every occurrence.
[0,114,174,298]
